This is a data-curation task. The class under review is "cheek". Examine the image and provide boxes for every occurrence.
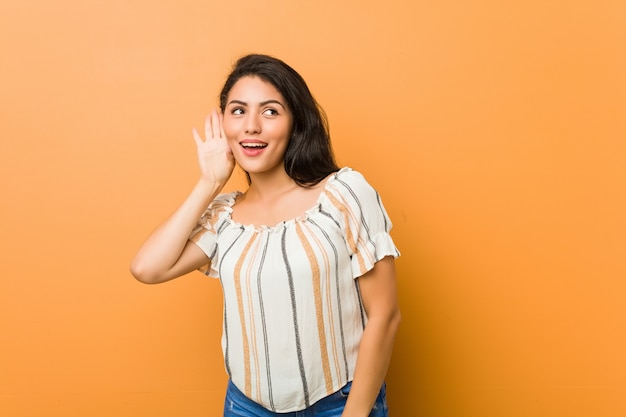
[271,122,292,141]
[222,119,238,141]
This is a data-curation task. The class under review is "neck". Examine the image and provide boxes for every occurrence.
[246,169,299,201]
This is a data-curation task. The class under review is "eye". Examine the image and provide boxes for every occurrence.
[231,107,244,115]
[262,108,278,116]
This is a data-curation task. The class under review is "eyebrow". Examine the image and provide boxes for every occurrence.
[227,99,287,109]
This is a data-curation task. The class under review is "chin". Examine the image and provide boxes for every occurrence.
[239,164,285,177]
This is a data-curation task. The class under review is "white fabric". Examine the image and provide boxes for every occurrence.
[190,167,399,412]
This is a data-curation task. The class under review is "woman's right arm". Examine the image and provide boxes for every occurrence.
[130,111,235,284]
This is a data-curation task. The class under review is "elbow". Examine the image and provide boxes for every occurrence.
[383,304,402,337]
[368,306,402,336]
[130,259,163,285]
[389,307,402,334]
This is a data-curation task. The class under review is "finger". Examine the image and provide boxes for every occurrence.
[211,109,221,139]
[192,127,203,146]
[204,113,212,140]
[219,111,227,139]
[217,112,233,155]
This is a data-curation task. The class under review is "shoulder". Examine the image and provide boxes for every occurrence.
[327,167,379,199]
[320,167,388,224]
[320,168,398,265]
[198,191,240,228]
[208,191,240,211]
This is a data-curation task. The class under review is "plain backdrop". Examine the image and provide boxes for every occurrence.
[1,0,625,416]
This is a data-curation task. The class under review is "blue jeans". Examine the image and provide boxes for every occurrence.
[223,379,388,417]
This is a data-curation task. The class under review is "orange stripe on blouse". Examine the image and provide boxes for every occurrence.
[326,191,357,253]
[326,190,368,274]
[233,233,259,396]
[295,222,333,393]
[244,236,263,400]
[303,221,343,383]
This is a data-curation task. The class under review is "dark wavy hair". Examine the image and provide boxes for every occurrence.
[219,54,339,186]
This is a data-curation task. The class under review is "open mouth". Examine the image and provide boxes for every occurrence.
[240,142,268,149]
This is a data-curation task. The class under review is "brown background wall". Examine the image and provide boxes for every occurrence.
[1,0,624,415]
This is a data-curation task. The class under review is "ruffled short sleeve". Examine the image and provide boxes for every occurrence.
[325,168,400,279]
[189,192,236,278]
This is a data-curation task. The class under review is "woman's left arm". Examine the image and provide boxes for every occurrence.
[342,255,401,417]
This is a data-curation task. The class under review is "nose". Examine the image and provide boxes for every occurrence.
[244,113,261,134]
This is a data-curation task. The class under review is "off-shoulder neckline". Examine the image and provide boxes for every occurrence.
[223,167,352,232]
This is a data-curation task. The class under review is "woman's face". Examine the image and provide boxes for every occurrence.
[222,76,293,178]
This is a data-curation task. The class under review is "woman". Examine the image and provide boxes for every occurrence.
[131,54,401,417]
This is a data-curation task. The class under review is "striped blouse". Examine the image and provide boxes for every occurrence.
[190,167,399,412]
